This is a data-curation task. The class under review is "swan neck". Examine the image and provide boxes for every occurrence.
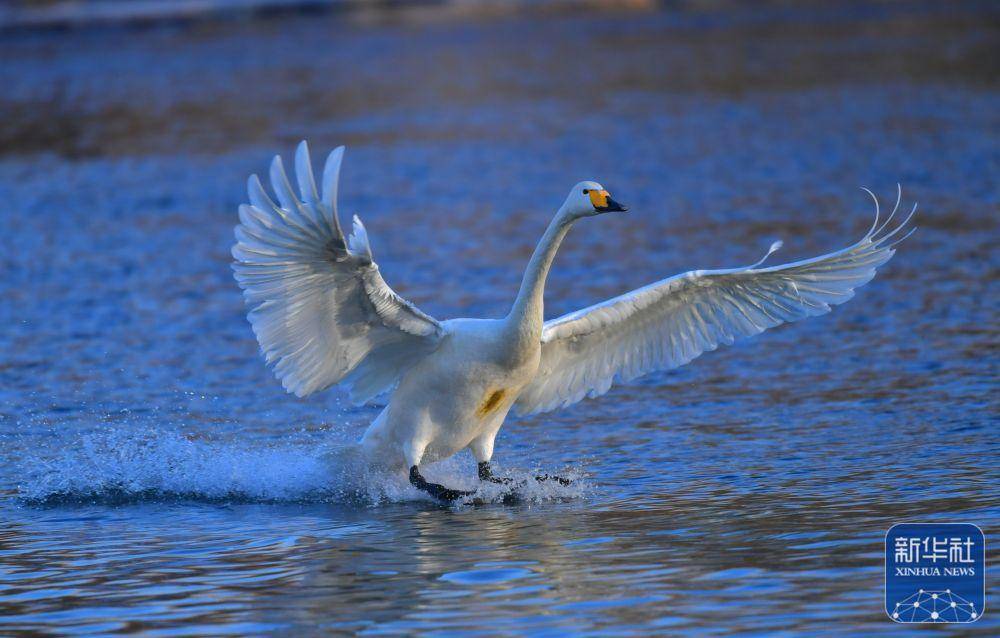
[507,211,574,336]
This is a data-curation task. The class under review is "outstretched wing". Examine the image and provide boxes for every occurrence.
[232,141,443,402]
[514,189,916,416]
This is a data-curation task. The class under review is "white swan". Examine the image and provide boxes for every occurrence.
[232,142,915,501]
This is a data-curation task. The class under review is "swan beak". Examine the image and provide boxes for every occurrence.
[590,189,628,213]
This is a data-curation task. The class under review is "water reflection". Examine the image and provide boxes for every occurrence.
[2,487,962,633]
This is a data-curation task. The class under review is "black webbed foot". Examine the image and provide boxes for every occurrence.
[477,461,514,485]
[410,466,475,502]
[534,473,572,486]
[480,462,572,488]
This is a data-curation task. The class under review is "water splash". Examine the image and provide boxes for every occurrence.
[13,428,586,506]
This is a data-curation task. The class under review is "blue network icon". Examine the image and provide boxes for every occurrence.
[891,589,978,623]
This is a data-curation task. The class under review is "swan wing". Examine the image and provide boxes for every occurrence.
[514,190,915,416]
[232,142,443,402]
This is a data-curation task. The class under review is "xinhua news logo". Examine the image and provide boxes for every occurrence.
[885,523,985,623]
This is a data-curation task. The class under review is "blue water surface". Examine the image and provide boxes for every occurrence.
[1,2,998,634]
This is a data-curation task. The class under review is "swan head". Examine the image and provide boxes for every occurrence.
[561,181,628,219]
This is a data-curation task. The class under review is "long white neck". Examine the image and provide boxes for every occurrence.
[505,207,575,341]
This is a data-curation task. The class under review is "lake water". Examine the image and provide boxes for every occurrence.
[1,2,997,634]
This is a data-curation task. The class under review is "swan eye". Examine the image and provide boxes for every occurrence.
[582,189,590,194]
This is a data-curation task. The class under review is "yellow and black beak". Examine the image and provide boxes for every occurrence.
[589,189,628,213]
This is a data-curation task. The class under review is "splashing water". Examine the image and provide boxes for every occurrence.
[13,427,587,506]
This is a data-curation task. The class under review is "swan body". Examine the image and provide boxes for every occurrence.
[359,316,538,469]
[232,141,914,500]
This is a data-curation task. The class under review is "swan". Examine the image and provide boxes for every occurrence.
[232,142,915,502]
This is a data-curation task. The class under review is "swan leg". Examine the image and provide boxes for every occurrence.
[404,434,474,503]
[409,465,474,502]
[470,431,511,484]
[468,430,569,485]
[478,461,513,485]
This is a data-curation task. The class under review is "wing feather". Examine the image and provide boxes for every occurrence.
[232,141,443,402]
[514,190,915,416]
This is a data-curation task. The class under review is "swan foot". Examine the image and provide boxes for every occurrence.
[477,461,514,485]
[535,473,572,486]
[479,462,572,487]
[409,465,474,503]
